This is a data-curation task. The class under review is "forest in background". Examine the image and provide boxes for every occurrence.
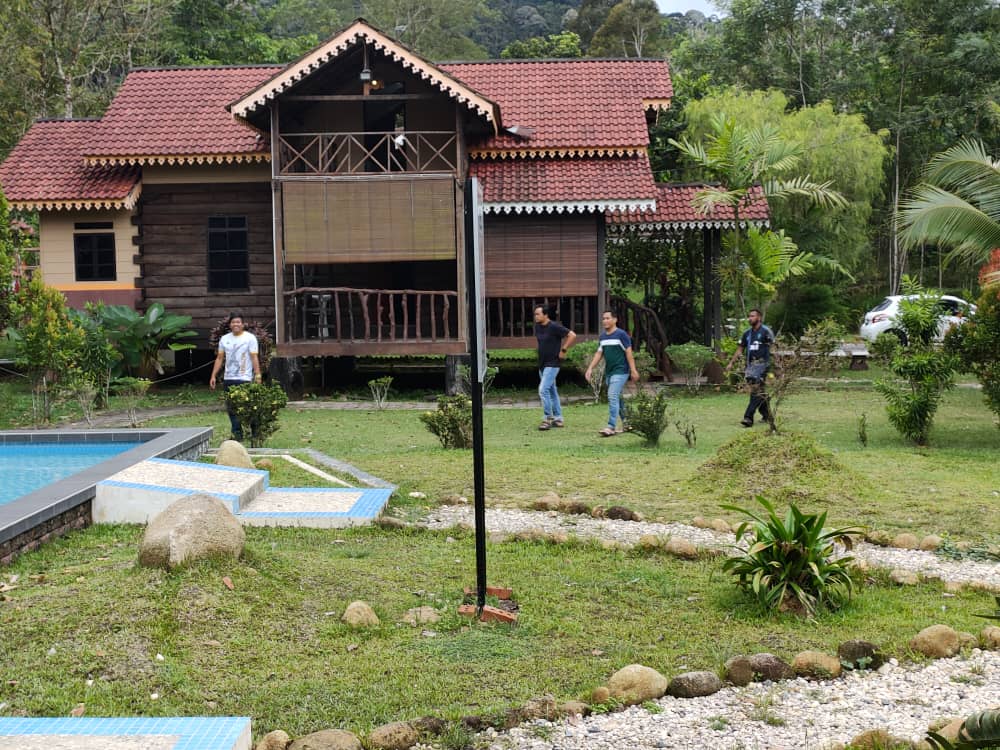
[1,0,999,324]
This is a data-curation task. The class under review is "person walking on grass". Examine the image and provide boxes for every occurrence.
[585,310,639,437]
[534,303,576,430]
[725,307,775,427]
[209,312,262,441]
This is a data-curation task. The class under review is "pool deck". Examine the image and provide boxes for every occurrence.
[0,429,212,551]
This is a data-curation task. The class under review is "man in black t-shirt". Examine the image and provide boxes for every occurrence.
[725,308,775,427]
[534,304,576,430]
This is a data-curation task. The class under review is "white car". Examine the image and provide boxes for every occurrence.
[860,294,976,343]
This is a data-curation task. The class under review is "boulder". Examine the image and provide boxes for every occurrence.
[890,569,919,585]
[368,722,418,750]
[691,516,711,529]
[931,717,966,745]
[255,730,291,750]
[411,717,446,736]
[607,664,668,705]
[709,518,732,534]
[891,533,921,550]
[605,506,641,522]
[509,695,560,724]
[591,686,610,704]
[664,538,698,560]
[837,640,885,670]
[562,501,592,516]
[910,624,960,658]
[560,700,589,717]
[792,651,842,680]
[724,656,754,687]
[138,493,245,570]
[920,534,943,551]
[216,440,254,469]
[638,534,662,550]
[532,491,560,510]
[342,601,379,627]
[401,606,440,626]
[748,653,795,682]
[980,626,1000,650]
[255,458,275,471]
[666,671,723,698]
[376,516,407,530]
[847,729,904,750]
[288,729,362,750]
[958,631,978,649]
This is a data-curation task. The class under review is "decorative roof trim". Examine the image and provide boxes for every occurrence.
[85,153,270,167]
[471,146,646,160]
[485,199,655,215]
[608,218,771,233]
[643,98,671,111]
[10,181,142,212]
[229,20,500,133]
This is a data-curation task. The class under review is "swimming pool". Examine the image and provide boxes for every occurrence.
[0,442,141,505]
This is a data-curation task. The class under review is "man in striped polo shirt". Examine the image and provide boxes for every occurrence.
[585,310,640,437]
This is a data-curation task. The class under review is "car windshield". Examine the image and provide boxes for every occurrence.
[871,298,892,312]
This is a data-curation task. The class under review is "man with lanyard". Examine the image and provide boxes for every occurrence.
[585,309,640,437]
[533,303,576,430]
[209,312,262,441]
[725,308,774,427]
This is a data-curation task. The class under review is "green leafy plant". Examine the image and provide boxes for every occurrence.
[857,412,869,448]
[721,497,862,617]
[419,395,473,449]
[60,375,99,427]
[100,302,197,377]
[112,376,152,428]
[224,382,288,447]
[622,386,671,447]
[674,416,697,448]
[458,362,498,397]
[368,376,393,410]
[666,342,715,391]
[946,285,1000,426]
[926,709,1000,749]
[68,303,121,408]
[569,340,604,403]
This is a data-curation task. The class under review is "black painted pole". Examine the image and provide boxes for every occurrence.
[464,179,487,614]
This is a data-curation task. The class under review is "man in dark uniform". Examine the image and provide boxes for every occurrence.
[725,308,775,427]
[533,304,576,430]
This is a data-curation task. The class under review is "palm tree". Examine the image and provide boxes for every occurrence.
[670,116,849,315]
[899,138,1000,273]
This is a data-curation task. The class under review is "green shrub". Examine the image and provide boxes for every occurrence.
[112,376,152,428]
[869,331,902,364]
[666,342,715,391]
[224,382,288,448]
[767,282,848,337]
[458,362,498,397]
[68,302,121,408]
[568,340,604,402]
[419,395,473,449]
[101,302,197,377]
[368,376,393,409]
[622,387,670,447]
[721,497,862,617]
[945,285,1000,425]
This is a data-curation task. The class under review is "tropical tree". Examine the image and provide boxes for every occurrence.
[501,30,582,58]
[669,115,850,320]
[588,0,664,57]
[898,139,1000,270]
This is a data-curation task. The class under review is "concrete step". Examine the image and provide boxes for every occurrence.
[94,458,268,524]
[239,487,392,528]
[0,716,251,750]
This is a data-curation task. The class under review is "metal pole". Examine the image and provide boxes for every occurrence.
[463,179,487,614]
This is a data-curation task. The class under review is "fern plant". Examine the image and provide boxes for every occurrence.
[721,497,862,617]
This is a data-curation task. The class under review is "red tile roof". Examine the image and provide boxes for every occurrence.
[471,154,657,213]
[608,183,770,228]
[442,59,672,154]
[84,66,280,164]
[0,119,140,209]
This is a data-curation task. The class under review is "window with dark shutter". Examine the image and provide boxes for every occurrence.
[73,233,116,281]
[207,216,249,291]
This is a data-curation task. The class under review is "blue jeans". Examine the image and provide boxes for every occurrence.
[223,379,251,439]
[538,367,562,421]
[606,373,628,430]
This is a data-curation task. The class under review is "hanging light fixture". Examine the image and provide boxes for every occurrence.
[360,43,372,84]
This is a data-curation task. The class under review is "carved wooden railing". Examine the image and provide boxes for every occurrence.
[285,287,459,343]
[609,294,671,375]
[277,131,459,175]
[486,296,599,338]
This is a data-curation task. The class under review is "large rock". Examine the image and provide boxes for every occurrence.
[288,729,362,750]
[891,533,920,550]
[981,626,1000,650]
[342,601,379,627]
[216,440,254,469]
[607,664,668,705]
[667,671,723,698]
[724,656,754,687]
[368,722,418,750]
[748,653,795,682]
[837,640,885,670]
[138,493,244,570]
[401,606,440,626]
[255,731,291,750]
[910,624,960,658]
[792,651,843,680]
[664,537,698,560]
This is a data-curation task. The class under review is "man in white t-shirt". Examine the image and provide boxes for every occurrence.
[209,312,261,440]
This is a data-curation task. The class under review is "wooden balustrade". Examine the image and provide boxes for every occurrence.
[278,131,459,175]
[284,287,458,343]
[485,296,599,338]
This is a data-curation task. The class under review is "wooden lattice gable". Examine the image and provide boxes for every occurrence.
[229,18,500,133]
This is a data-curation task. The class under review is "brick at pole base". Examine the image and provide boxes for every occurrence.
[463,585,513,600]
[458,604,518,623]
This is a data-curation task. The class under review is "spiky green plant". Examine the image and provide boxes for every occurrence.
[721,497,862,617]
[926,709,1000,749]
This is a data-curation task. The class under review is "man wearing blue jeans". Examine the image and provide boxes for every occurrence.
[534,304,576,430]
[585,310,640,437]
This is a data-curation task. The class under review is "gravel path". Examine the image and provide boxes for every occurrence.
[422,505,1000,589]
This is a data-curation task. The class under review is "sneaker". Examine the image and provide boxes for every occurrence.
[550,420,564,428]
[740,419,753,428]
[538,420,552,431]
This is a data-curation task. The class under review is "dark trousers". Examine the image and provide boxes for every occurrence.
[223,379,251,439]
[744,377,771,423]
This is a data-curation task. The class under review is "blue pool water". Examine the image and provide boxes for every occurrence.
[0,442,140,505]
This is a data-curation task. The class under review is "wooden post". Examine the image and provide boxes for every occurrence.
[270,101,286,348]
[597,216,607,314]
